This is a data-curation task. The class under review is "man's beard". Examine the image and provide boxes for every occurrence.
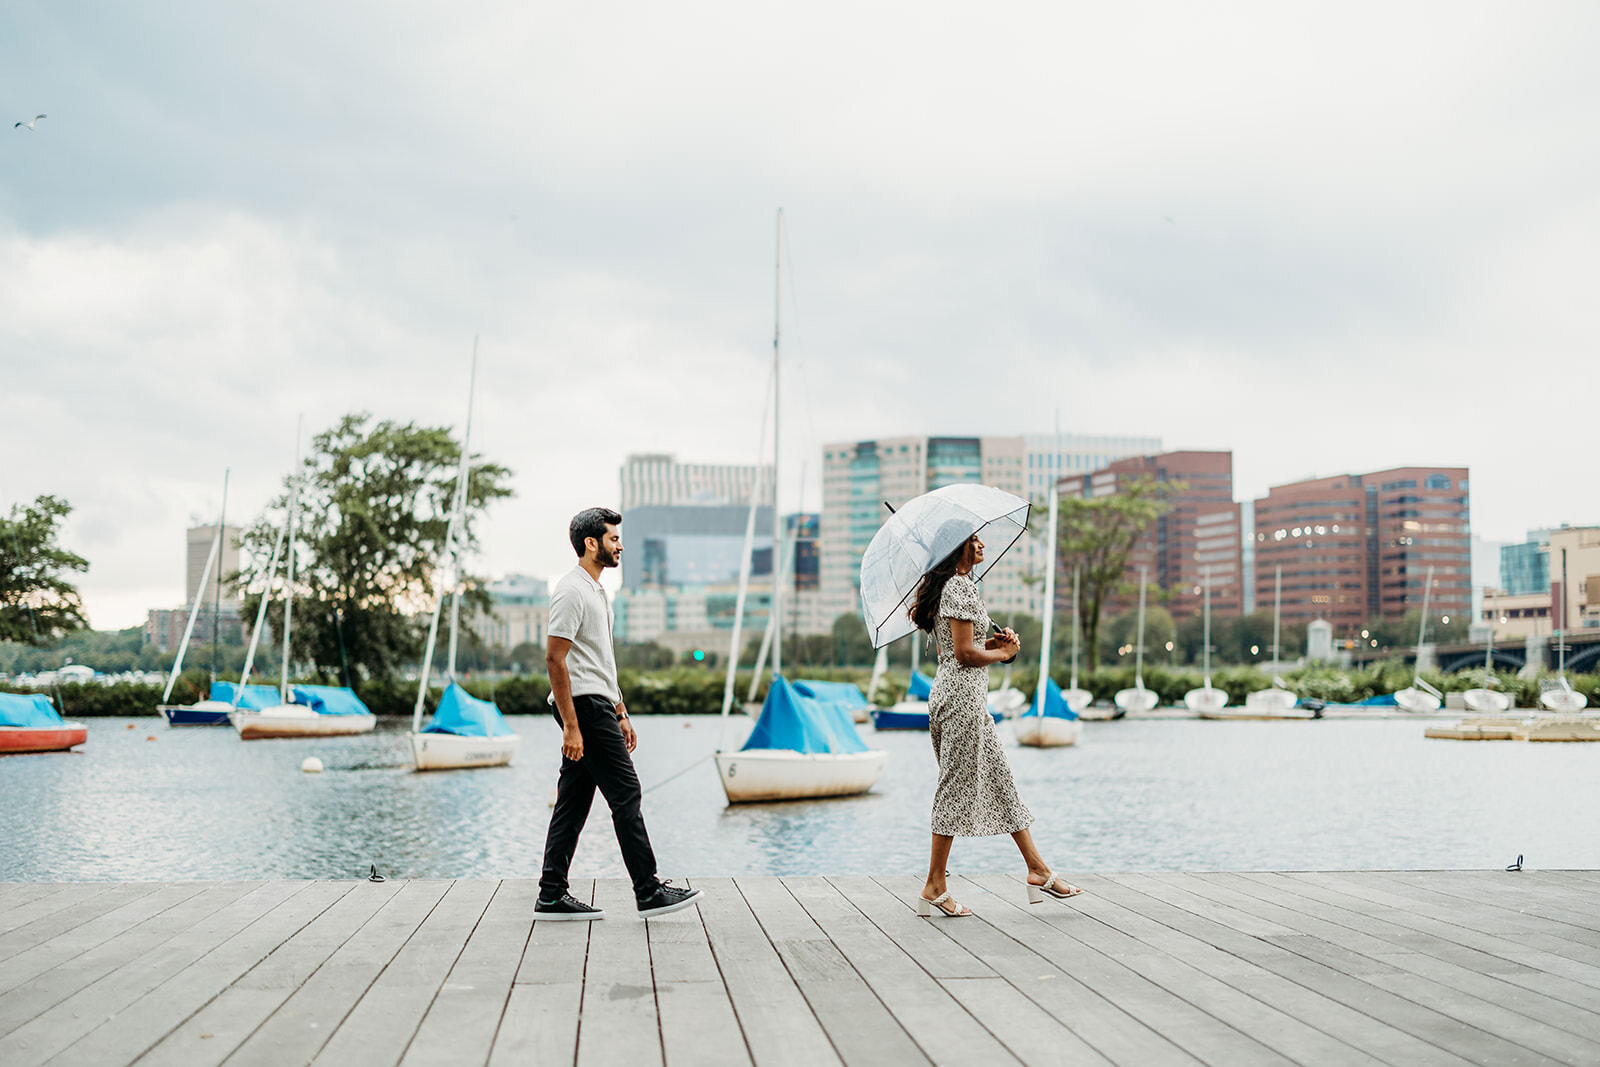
[597,544,620,568]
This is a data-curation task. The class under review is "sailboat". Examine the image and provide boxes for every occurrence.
[1185,566,1229,714]
[1463,622,1513,714]
[409,351,520,771]
[1244,566,1302,716]
[1539,572,1589,712]
[157,472,239,726]
[1391,566,1444,713]
[0,692,86,754]
[1016,471,1080,747]
[1113,566,1158,715]
[713,209,886,802]
[230,428,375,739]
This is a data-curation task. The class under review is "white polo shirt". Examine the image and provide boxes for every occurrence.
[546,565,622,705]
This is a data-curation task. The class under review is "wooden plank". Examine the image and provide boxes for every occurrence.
[739,876,928,1066]
[0,881,298,1067]
[825,877,993,980]
[222,879,452,1067]
[988,873,1387,1066]
[0,884,206,996]
[0,881,264,1041]
[1251,873,1600,996]
[785,876,1018,1067]
[1121,874,1486,1067]
[47,880,358,1067]
[871,876,1200,1067]
[1085,873,1461,1067]
[310,879,496,1066]
[0,884,114,938]
[401,880,539,1067]
[575,877,662,1067]
[938,977,1112,1067]
[0,882,163,965]
[959,874,1302,1066]
[647,881,750,1067]
[0,882,66,910]
[1148,873,1566,1067]
[1224,875,1600,1062]
[488,878,592,1067]
[1350,870,1600,952]
[694,877,840,1067]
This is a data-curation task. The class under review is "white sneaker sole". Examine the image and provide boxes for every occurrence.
[534,909,606,921]
[638,892,702,919]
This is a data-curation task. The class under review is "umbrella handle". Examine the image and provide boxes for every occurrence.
[883,501,896,514]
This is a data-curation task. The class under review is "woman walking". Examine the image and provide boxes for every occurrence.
[911,532,1083,917]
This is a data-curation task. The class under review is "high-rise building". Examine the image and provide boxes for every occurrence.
[619,453,771,510]
[621,505,775,591]
[1057,451,1243,622]
[1483,525,1600,639]
[186,523,242,607]
[820,433,1160,625]
[471,574,550,651]
[1252,466,1470,633]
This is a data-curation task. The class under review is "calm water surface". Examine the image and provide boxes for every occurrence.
[4,715,1597,882]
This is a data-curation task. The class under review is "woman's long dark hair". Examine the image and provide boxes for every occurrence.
[908,537,973,634]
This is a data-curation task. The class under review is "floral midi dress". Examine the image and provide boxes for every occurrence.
[927,573,1033,837]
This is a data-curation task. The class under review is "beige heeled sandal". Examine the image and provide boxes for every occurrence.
[916,890,973,917]
[1027,871,1084,904]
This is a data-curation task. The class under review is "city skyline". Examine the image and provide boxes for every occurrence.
[5,4,1598,629]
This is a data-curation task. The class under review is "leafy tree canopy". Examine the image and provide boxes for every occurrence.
[0,495,89,644]
[236,413,512,683]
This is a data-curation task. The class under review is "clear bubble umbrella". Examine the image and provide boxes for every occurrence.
[859,483,1032,649]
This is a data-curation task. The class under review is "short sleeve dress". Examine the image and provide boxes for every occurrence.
[927,574,1033,837]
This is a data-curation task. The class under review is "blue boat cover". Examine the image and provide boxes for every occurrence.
[1356,693,1398,706]
[1022,677,1080,720]
[0,692,63,728]
[290,685,372,716]
[210,682,284,709]
[743,676,869,754]
[423,682,515,737]
[792,680,871,711]
[907,671,934,701]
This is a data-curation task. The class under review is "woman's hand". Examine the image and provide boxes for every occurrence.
[985,628,1021,654]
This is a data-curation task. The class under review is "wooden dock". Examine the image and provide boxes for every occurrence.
[2,871,1599,1065]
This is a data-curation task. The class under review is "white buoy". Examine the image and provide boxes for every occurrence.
[301,756,324,774]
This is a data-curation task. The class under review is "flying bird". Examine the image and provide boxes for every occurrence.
[14,114,46,131]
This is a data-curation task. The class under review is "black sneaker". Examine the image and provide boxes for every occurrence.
[637,880,702,918]
[534,893,605,921]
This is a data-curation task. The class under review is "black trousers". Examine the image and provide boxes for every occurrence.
[540,693,659,901]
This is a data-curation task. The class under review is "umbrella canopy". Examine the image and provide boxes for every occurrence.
[859,483,1031,649]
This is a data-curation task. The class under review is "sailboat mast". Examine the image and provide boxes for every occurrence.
[1134,565,1147,685]
[1202,565,1211,684]
[1413,565,1434,685]
[1070,567,1081,690]
[770,207,783,682]
[1272,565,1282,663]
[445,344,478,681]
[236,507,286,703]
[212,470,229,685]
[1035,420,1061,716]
[161,483,225,704]
[279,418,303,704]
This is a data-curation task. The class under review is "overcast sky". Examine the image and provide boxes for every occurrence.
[3,1,1597,629]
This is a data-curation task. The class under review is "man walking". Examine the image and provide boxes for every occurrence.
[535,507,702,921]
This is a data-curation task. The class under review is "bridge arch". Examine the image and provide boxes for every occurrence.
[1440,650,1524,673]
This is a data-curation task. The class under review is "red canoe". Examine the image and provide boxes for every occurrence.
[0,723,88,754]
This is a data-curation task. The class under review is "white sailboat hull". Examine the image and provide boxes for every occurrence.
[230,707,377,739]
[987,687,1028,718]
[410,730,520,770]
[714,749,887,803]
[1114,687,1159,714]
[1014,716,1081,747]
[1393,688,1443,713]
[1184,686,1229,714]
[1539,688,1588,712]
[1463,688,1513,714]
[1062,688,1093,713]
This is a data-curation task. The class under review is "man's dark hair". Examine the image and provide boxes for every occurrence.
[569,507,622,557]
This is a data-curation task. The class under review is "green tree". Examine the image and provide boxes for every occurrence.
[1097,605,1177,666]
[0,495,89,644]
[1055,476,1179,670]
[236,413,512,683]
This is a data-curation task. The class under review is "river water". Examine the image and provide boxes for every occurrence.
[4,716,1597,882]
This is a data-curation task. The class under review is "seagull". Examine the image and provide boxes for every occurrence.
[14,114,46,131]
